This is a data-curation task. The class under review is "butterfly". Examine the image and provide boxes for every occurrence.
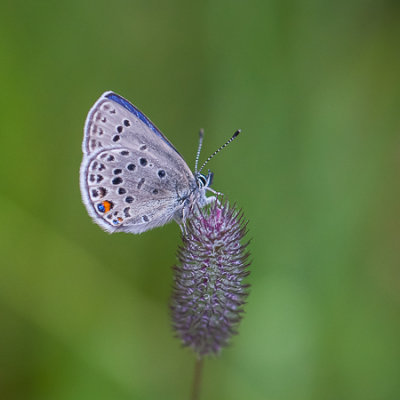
[80,91,239,234]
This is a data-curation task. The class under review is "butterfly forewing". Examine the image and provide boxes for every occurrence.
[83,91,181,156]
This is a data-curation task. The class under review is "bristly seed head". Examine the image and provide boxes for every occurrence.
[170,198,251,357]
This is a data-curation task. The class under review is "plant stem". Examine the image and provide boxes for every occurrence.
[190,357,204,400]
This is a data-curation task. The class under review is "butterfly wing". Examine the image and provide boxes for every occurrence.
[82,91,182,157]
[80,92,196,233]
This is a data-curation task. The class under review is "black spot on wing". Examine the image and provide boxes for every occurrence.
[105,92,182,156]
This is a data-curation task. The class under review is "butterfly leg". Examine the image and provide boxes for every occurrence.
[178,223,188,236]
[205,186,224,206]
[174,197,191,235]
[177,207,190,236]
[206,187,223,204]
[206,187,221,196]
[205,195,216,205]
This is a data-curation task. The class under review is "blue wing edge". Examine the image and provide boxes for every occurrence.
[104,91,181,156]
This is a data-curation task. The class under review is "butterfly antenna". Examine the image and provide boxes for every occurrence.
[195,129,204,174]
[198,129,241,175]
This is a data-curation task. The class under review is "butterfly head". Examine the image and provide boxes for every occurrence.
[196,171,213,190]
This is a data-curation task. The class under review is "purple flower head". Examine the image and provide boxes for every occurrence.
[171,198,251,357]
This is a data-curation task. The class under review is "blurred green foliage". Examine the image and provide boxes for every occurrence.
[1,1,399,399]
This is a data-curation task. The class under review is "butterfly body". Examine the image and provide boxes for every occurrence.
[80,91,211,234]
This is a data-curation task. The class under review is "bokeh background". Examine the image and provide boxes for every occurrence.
[1,1,399,399]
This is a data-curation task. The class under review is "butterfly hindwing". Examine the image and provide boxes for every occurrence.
[81,147,196,233]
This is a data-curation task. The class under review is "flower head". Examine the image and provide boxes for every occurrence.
[171,199,251,357]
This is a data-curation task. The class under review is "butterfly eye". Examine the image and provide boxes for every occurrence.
[197,174,207,188]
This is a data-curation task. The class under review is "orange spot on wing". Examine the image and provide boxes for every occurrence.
[102,200,113,212]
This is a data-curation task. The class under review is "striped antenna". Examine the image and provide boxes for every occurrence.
[197,130,241,175]
[194,129,204,174]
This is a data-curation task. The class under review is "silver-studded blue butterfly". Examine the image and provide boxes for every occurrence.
[80,91,240,234]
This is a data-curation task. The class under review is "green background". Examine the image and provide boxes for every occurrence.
[1,1,399,399]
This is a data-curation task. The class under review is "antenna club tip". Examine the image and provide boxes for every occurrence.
[199,128,204,138]
[233,129,241,138]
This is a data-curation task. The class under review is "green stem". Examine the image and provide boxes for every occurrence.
[190,357,204,400]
